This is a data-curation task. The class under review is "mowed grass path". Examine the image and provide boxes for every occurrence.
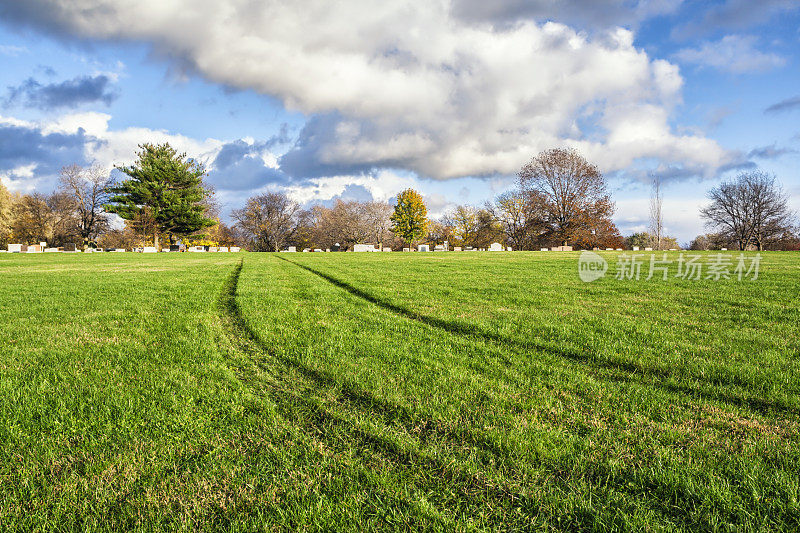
[1,251,798,530]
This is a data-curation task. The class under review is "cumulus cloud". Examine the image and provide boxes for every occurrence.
[0,116,88,190]
[452,0,683,30]
[4,74,118,110]
[674,35,786,74]
[0,0,738,184]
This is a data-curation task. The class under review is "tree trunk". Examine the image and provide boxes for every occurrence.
[154,230,159,250]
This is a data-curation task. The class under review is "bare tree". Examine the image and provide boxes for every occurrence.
[747,172,794,251]
[700,171,795,251]
[518,148,614,247]
[649,177,664,250]
[232,192,300,251]
[361,201,393,248]
[58,164,113,247]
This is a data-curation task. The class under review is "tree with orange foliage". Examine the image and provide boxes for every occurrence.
[518,148,616,248]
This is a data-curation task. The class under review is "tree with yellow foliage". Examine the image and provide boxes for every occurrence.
[390,188,428,250]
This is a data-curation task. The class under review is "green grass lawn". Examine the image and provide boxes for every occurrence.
[1,251,798,531]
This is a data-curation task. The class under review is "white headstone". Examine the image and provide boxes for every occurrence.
[219,247,229,252]
[632,246,639,251]
[541,247,549,251]
[434,244,446,251]
[488,242,503,252]
[720,247,727,251]
[507,247,513,251]
[382,247,392,252]
[162,248,170,252]
[454,247,462,251]
[605,248,614,251]
[8,244,22,253]
[287,246,296,252]
[403,247,410,252]
[114,248,126,252]
[209,247,219,252]
[44,248,60,252]
[417,244,429,252]
[142,247,157,253]
[644,247,653,251]
[230,247,240,252]
[353,244,376,252]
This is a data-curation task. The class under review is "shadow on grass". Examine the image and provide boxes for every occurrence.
[216,260,540,528]
[234,259,744,530]
[278,257,797,418]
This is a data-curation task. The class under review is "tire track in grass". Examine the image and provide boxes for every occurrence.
[215,259,540,530]
[264,258,738,531]
[279,257,797,418]
[275,258,800,531]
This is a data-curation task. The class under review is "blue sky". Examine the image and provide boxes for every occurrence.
[0,0,798,243]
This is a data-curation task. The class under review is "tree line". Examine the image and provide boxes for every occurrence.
[0,144,796,251]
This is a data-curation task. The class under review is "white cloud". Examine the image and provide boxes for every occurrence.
[42,111,222,169]
[1,0,736,183]
[675,35,786,74]
[0,44,27,56]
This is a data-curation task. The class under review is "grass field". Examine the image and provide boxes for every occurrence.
[1,251,798,531]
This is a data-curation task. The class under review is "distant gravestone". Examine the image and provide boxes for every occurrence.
[162,248,170,253]
[27,245,43,253]
[418,244,430,252]
[720,247,727,251]
[8,244,22,253]
[605,248,613,251]
[541,247,548,251]
[114,248,126,252]
[382,248,392,252]
[302,248,310,252]
[287,246,297,252]
[488,242,503,252]
[644,247,652,251]
[353,244,376,252]
[616,248,623,251]
[142,247,157,253]
[434,244,446,251]
[507,246,513,251]
[632,246,639,251]
[453,247,462,251]
[230,247,241,252]
[403,247,410,252]
[44,248,59,253]
[314,248,323,252]
[209,247,219,252]
[219,247,229,252]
